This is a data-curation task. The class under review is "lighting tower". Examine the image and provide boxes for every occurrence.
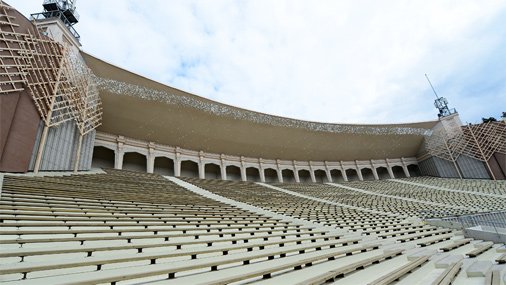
[31,0,80,41]
[425,74,457,118]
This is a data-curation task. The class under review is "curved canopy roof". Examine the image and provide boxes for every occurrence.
[82,52,437,161]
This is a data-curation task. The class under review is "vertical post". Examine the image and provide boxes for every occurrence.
[340,161,348,182]
[370,160,379,180]
[220,157,227,180]
[114,150,124,170]
[293,161,300,183]
[400,157,411,178]
[276,160,283,183]
[146,143,155,174]
[174,159,181,177]
[385,159,395,179]
[34,125,49,174]
[309,162,316,183]
[198,162,205,179]
[146,155,155,174]
[73,134,83,173]
[259,159,266,183]
[240,157,247,182]
[355,161,364,181]
[293,167,300,183]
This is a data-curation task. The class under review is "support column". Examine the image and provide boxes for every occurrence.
[385,159,395,179]
[147,155,155,174]
[371,160,379,180]
[220,155,227,180]
[309,161,316,183]
[259,159,266,183]
[276,160,283,183]
[324,161,333,183]
[340,161,348,182]
[114,150,124,170]
[400,157,411,178]
[240,157,247,182]
[355,161,364,181]
[146,142,155,174]
[114,137,125,170]
[293,161,300,183]
[174,149,181,177]
[198,152,205,179]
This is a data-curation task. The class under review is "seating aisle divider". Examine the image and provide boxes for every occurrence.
[166,177,348,236]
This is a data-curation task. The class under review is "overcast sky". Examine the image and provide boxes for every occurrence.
[9,0,506,124]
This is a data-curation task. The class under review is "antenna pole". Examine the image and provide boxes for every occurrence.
[425,73,439,99]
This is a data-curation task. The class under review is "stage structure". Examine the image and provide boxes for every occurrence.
[418,81,506,180]
[0,0,101,173]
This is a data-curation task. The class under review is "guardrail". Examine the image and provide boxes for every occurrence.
[425,210,506,243]
[30,11,80,42]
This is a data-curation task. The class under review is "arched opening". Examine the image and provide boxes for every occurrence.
[246,167,261,182]
[123,152,146,172]
[226,165,241,181]
[181,160,199,178]
[282,169,296,183]
[154,157,174,176]
[408,164,420,177]
[314,169,328,183]
[91,146,114,169]
[298,169,312,183]
[345,168,359,181]
[392,165,406,178]
[264,168,278,183]
[330,169,344,182]
[205,163,221,180]
[361,168,375,181]
[376,167,390,180]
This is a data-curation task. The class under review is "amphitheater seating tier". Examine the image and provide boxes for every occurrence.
[0,170,504,284]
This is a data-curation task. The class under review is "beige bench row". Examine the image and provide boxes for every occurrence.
[3,242,381,285]
[1,235,356,279]
[0,231,335,260]
[295,249,405,285]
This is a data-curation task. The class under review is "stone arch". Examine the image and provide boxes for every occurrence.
[345,168,359,181]
[123,152,147,172]
[330,169,344,182]
[205,163,221,180]
[226,165,241,181]
[264,168,278,183]
[314,169,328,183]
[408,164,420,177]
[376,166,390,179]
[181,160,199,178]
[392,165,406,178]
[298,169,312,183]
[246,167,261,182]
[91,146,114,169]
[361,168,375,181]
[282,169,296,183]
[154,156,174,176]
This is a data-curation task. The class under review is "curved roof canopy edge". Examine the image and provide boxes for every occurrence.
[82,52,438,161]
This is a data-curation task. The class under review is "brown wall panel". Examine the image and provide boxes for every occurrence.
[0,92,41,172]
[489,153,506,180]
[0,5,42,172]
[0,93,19,159]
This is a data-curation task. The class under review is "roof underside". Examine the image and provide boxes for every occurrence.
[82,52,437,161]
